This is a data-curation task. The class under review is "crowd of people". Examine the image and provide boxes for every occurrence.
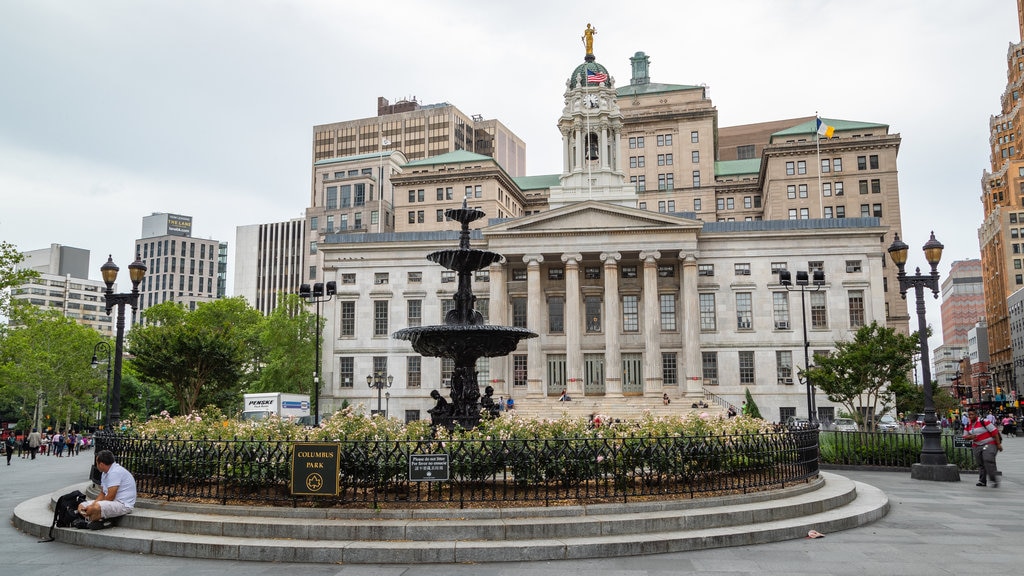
[0,428,91,463]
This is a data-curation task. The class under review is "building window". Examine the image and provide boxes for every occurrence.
[799,184,808,198]
[698,264,714,277]
[797,160,806,175]
[702,351,718,385]
[373,300,389,337]
[734,263,751,276]
[629,136,645,148]
[800,208,809,219]
[408,211,416,224]
[739,351,755,384]
[406,356,421,388]
[859,180,869,195]
[621,266,638,279]
[823,182,832,197]
[836,205,846,218]
[622,295,639,332]
[436,209,444,222]
[309,241,317,255]
[737,144,755,159]
[585,266,601,279]
[777,351,793,382]
[512,354,528,387]
[871,179,881,194]
[374,272,389,285]
[846,260,862,273]
[690,131,699,143]
[511,297,527,328]
[835,182,844,196]
[873,203,883,217]
[342,273,355,284]
[860,204,870,217]
[694,198,702,211]
[786,161,795,175]
[857,156,867,170]
[408,271,422,283]
[789,209,797,220]
[788,185,796,199]
[586,296,602,332]
[821,158,830,173]
[810,291,828,328]
[848,290,865,327]
[441,271,455,283]
[773,292,790,329]
[662,353,678,385]
[440,358,453,388]
[869,155,879,169]
[717,198,725,210]
[692,171,700,187]
[548,267,564,281]
[339,357,354,388]
[736,293,753,330]
[340,301,355,337]
[407,299,422,327]
[549,296,564,333]
[657,264,675,278]
[726,197,734,209]
[833,158,843,172]
[660,294,677,330]
[310,216,318,230]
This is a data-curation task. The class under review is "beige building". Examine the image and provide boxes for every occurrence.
[135,213,226,319]
[13,243,114,336]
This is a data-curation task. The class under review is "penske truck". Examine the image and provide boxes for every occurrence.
[241,393,311,424]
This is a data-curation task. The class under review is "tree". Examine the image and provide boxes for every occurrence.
[805,321,919,430]
[0,240,39,322]
[249,293,316,395]
[742,388,762,419]
[128,298,262,415]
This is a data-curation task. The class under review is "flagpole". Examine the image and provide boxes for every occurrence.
[586,71,593,200]
[815,113,823,218]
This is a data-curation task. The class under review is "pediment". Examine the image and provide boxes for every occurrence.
[484,200,702,236]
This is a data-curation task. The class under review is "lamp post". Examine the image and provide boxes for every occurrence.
[299,281,336,426]
[100,254,147,427]
[888,231,959,481]
[385,391,391,419]
[780,268,825,424]
[91,341,112,428]
[366,372,393,417]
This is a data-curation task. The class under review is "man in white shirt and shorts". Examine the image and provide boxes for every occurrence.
[77,449,136,529]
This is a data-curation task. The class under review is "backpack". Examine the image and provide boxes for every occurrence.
[40,489,86,542]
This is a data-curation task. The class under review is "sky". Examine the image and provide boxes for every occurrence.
[1,0,1019,349]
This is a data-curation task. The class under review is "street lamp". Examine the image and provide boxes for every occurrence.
[780,268,825,424]
[299,280,336,426]
[91,341,112,428]
[366,372,393,417]
[100,254,147,427]
[888,231,959,481]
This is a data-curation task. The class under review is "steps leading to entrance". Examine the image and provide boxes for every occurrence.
[13,472,888,564]
[510,395,726,421]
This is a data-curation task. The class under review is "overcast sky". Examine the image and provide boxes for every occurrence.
[1,0,1019,349]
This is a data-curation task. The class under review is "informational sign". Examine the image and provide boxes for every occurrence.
[290,442,340,496]
[409,453,450,482]
[166,214,193,237]
[953,437,972,449]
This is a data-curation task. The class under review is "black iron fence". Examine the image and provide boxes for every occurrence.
[818,430,977,470]
[95,429,819,507]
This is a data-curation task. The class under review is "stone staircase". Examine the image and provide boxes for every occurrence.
[14,472,887,564]
[510,394,728,421]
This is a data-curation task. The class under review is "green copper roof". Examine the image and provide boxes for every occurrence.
[771,118,889,138]
[568,60,611,89]
[402,150,492,167]
[513,174,560,190]
[616,82,702,97]
[715,159,761,177]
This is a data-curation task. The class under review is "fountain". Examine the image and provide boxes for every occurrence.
[393,202,537,429]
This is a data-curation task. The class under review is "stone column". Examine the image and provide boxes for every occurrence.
[601,252,622,396]
[640,250,663,396]
[599,120,609,170]
[489,261,508,396]
[562,253,584,397]
[680,253,702,397]
[524,254,545,398]
[561,126,572,173]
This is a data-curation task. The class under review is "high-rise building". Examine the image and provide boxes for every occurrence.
[933,259,985,394]
[234,219,305,315]
[978,0,1024,394]
[12,244,114,336]
[135,213,226,318]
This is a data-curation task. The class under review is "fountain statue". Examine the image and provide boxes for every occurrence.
[393,202,537,429]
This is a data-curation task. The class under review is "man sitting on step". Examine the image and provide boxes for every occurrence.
[77,449,136,529]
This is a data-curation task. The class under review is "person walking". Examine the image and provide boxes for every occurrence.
[4,434,14,465]
[27,429,41,460]
[964,409,1003,487]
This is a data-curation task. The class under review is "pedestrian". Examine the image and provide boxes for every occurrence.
[77,449,136,529]
[558,389,571,402]
[4,434,14,465]
[27,429,41,460]
[662,393,670,405]
[964,409,1003,487]
[727,405,737,418]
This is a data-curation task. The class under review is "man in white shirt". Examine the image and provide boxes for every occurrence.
[77,449,136,529]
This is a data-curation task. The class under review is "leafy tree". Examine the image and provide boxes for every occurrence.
[128,298,262,415]
[0,241,39,322]
[805,321,919,430]
[742,388,762,419]
[250,293,316,395]
[0,304,105,432]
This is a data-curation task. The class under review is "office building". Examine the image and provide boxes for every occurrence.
[134,213,226,318]
[12,244,114,336]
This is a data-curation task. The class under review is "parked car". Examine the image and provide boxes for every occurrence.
[877,415,900,432]
[832,418,859,432]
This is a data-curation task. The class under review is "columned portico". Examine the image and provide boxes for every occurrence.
[601,251,623,396]
[524,254,545,397]
[562,253,584,396]
[640,250,663,396]
[680,253,702,397]
[489,261,508,395]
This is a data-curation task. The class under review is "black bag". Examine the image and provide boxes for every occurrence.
[40,489,86,542]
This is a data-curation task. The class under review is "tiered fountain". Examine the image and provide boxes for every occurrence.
[393,202,537,429]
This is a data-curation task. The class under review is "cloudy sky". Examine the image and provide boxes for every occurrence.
[1,0,1019,347]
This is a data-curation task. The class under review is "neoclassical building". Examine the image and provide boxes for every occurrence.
[308,34,895,424]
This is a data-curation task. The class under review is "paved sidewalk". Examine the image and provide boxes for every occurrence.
[4,440,1022,575]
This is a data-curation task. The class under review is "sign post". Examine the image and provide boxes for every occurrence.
[290,442,340,496]
[409,453,450,482]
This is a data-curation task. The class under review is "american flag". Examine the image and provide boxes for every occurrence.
[586,69,608,83]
